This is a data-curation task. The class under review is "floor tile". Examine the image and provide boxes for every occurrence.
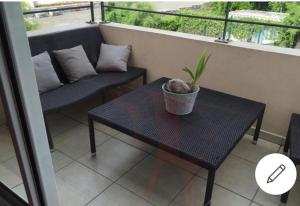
[117,155,193,206]
[51,151,73,172]
[48,115,80,137]
[1,157,21,177]
[64,110,120,138]
[94,122,120,136]
[79,138,148,181]
[87,184,154,206]
[253,189,280,206]
[286,180,300,206]
[170,176,250,206]
[1,151,73,180]
[62,107,89,124]
[0,126,16,163]
[0,164,22,188]
[46,113,65,122]
[232,135,280,163]
[250,203,261,206]
[12,184,28,202]
[152,149,201,174]
[55,124,111,159]
[61,97,102,123]
[55,162,112,206]
[198,155,258,200]
[115,132,155,153]
[58,101,119,136]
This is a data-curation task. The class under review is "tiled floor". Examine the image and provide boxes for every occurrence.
[1,110,300,206]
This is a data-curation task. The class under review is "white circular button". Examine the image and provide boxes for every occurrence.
[255,153,297,195]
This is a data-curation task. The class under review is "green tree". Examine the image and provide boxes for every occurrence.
[276,3,300,47]
[209,2,290,14]
[250,2,270,11]
[176,10,223,37]
[21,2,40,31]
[106,2,156,26]
[209,2,251,15]
[268,2,288,12]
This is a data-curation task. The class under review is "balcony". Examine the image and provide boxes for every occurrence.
[1,3,300,206]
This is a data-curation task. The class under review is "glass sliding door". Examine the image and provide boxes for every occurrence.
[0,96,28,205]
[0,2,59,206]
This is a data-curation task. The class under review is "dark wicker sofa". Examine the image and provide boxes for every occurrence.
[27,25,146,151]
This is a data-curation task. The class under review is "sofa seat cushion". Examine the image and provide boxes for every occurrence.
[41,67,145,113]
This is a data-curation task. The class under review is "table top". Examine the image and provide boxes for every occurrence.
[290,113,300,164]
[89,78,265,169]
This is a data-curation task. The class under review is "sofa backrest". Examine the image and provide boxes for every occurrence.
[28,25,104,83]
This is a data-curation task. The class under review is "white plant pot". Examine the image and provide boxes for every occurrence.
[162,83,199,115]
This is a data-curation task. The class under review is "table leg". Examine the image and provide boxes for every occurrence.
[283,127,290,154]
[204,169,215,206]
[281,191,289,204]
[88,117,96,156]
[253,108,265,145]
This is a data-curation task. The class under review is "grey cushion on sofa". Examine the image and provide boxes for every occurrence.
[96,44,131,72]
[32,51,63,94]
[53,45,97,83]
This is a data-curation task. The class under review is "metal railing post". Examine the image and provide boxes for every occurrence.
[100,2,105,22]
[89,2,95,23]
[223,2,230,40]
[216,2,231,43]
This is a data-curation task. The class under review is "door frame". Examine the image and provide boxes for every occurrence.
[0,2,59,206]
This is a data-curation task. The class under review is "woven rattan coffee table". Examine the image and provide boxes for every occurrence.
[88,77,266,206]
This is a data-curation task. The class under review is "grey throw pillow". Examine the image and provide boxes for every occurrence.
[32,52,63,94]
[96,44,131,72]
[53,45,97,83]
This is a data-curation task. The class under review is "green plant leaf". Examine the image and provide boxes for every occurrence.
[182,67,195,80]
[193,53,210,85]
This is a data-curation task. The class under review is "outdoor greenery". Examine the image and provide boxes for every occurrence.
[20,1,300,48]
[106,2,300,48]
[21,2,40,31]
[276,3,300,47]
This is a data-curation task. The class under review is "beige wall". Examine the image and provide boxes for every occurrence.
[100,23,300,137]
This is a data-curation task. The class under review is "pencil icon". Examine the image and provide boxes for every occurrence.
[267,164,286,183]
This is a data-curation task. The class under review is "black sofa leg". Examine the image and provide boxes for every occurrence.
[44,116,54,153]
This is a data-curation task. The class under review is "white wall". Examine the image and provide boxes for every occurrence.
[100,23,300,138]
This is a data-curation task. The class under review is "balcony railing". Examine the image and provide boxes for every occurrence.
[23,2,96,24]
[23,2,300,44]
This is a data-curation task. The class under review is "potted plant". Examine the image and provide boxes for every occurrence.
[162,52,210,115]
